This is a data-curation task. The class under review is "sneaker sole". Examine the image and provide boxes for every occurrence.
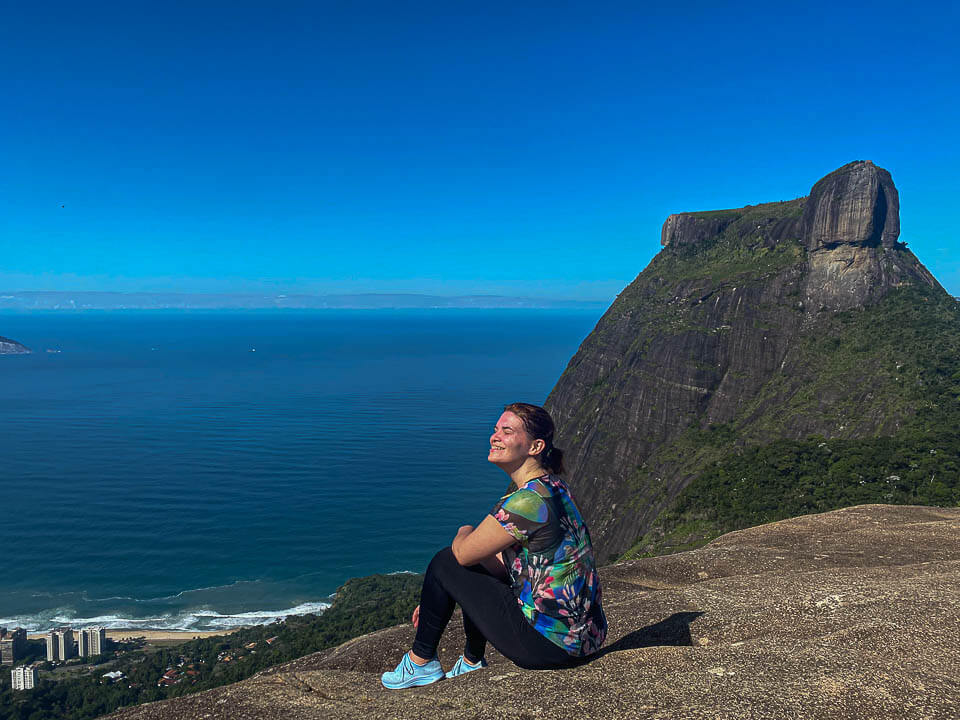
[381,672,444,690]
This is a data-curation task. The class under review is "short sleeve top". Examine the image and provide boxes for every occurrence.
[490,473,607,656]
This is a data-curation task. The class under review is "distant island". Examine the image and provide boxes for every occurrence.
[0,335,31,354]
[0,292,607,311]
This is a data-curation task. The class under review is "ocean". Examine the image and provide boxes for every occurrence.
[0,310,600,632]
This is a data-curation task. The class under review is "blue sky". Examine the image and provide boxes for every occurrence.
[1,1,958,300]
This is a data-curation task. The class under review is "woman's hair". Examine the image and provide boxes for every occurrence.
[503,402,566,475]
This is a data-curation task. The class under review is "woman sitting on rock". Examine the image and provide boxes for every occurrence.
[381,402,607,689]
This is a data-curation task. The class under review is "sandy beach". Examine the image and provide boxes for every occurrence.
[27,629,243,642]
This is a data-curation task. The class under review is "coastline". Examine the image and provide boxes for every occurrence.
[27,628,243,642]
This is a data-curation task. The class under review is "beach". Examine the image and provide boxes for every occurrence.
[27,629,241,643]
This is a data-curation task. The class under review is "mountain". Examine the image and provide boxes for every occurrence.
[0,335,30,354]
[105,504,960,720]
[545,161,960,561]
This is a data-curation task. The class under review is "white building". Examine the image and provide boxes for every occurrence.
[45,628,76,662]
[11,665,38,691]
[77,627,107,657]
[91,627,106,655]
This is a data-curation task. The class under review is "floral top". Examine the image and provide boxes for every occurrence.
[490,473,607,656]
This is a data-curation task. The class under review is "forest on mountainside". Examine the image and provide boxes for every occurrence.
[624,285,960,557]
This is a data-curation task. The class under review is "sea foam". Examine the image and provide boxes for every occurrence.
[0,600,332,633]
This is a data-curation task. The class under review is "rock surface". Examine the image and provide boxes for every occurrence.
[799,161,926,311]
[107,504,960,720]
[660,212,739,248]
[544,161,954,559]
[802,161,900,251]
[0,335,31,354]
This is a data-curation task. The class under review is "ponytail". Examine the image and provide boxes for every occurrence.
[540,444,565,476]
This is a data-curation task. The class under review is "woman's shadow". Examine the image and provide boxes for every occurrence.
[584,611,705,662]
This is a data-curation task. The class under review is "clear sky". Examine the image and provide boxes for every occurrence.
[2,1,958,300]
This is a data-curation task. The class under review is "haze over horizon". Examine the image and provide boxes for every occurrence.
[2,1,958,301]
[0,289,609,310]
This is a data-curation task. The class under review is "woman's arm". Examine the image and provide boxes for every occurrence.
[451,515,515,568]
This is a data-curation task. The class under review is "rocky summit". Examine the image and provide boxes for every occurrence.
[107,504,960,720]
[544,161,959,560]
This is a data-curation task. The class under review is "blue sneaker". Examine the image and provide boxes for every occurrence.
[381,652,445,689]
[445,655,488,679]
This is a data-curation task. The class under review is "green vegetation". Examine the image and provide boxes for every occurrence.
[736,278,959,441]
[607,208,807,342]
[606,199,806,314]
[688,198,804,222]
[685,209,742,221]
[656,232,804,287]
[623,284,960,558]
[626,431,960,557]
[0,573,422,720]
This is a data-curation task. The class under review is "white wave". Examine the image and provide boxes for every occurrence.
[144,579,262,602]
[0,600,332,633]
[100,579,263,603]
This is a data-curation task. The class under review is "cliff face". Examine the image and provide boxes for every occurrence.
[107,504,960,720]
[545,161,956,560]
[0,335,31,354]
[799,162,936,312]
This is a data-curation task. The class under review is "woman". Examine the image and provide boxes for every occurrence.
[381,402,607,689]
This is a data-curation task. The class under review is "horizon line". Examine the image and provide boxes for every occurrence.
[0,289,612,311]
[0,289,611,300]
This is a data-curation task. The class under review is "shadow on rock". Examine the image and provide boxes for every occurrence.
[593,611,704,659]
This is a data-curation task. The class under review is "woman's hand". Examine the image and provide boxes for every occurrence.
[450,516,515,566]
[412,605,420,629]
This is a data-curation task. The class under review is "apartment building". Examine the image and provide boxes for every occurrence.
[45,628,76,662]
[77,627,107,657]
[11,664,38,691]
[0,627,27,665]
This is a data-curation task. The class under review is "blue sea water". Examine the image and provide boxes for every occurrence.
[0,310,599,632]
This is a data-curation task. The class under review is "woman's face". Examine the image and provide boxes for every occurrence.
[488,411,537,468]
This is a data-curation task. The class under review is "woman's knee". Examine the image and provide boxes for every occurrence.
[425,546,458,580]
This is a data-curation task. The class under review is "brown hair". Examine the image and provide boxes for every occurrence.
[503,402,566,475]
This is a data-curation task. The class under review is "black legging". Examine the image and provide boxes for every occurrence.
[412,546,584,670]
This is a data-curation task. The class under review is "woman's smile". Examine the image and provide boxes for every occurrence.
[488,411,532,467]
